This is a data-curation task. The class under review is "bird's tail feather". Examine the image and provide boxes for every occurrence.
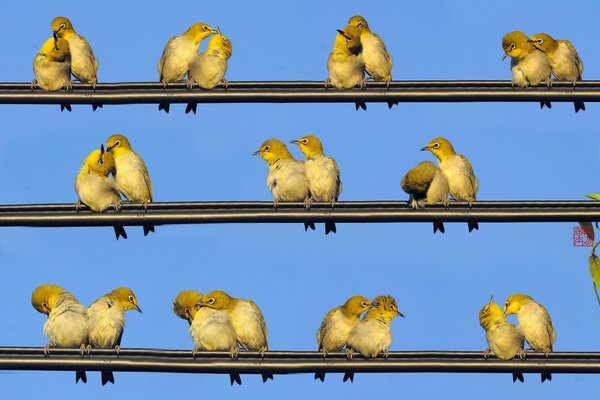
[101,371,114,385]
[75,370,87,384]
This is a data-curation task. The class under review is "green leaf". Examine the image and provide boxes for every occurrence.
[590,251,600,307]
[587,193,600,201]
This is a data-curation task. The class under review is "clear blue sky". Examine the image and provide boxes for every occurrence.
[0,0,599,398]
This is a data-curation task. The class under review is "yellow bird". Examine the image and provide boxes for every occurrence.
[504,294,555,382]
[421,137,479,232]
[173,290,204,324]
[200,290,272,382]
[75,145,127,240]
[315,295,371,382]
[345,295,404,382]
[87,287,142,385]
[290,135,341,234]
[401,160,449,234]
[158,22,217,113]
[106,134,154,236]
[31,284,89,384]
[32,36,72,111]
[502,31,553,109]
[254,139,315,231]
[326,26,367,110]
[529,33,585,112]
[478,295,525,383]
[186,32,233,114]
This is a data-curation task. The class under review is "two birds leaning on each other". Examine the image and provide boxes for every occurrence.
[502,30,584,112]
[172,289,271,385]
[254,135,341,235]
[401,137,479,233]
[315,294,404,383]
[31,284,142,385]
[479,294,555,383]
[75,134,154,239]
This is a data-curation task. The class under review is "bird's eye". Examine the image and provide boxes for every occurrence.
[128,295,134,303]
[301,139,309,145]
[115,140,121,147]
[537,39,543,45]
[263,145,270,152]
[184,307,191,314]
[432,143,440,149]
[60,23,66,30]
[208,298,215,305]
[203,25,209,31]
[510,43,516,50]
[358,21,363,27]
[390,305,395,311]
[346,36,352,42]
[360,301,368,308]
[42,301,49,309]
[504,301,509,308]
[99,158,104,165]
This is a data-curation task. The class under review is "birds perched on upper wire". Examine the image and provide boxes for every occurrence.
[158,22,217,113]
[346,16,395,108]
[185,30,233,114]
[32,35,72,111]
[200,290,272,382]
[75,145,127,240]
[87,287,142,385]
[291,135,341,234]
[254,138,315,232]
[401,160,449,234]
[31,284,90,384]
[529,33,585,112]
[106,134,155,236]
[478,295,525,383]
[504,294,555,382]
[344,295,404,382]
[315,295,371,382]
[326,25,367,110]
[421,137,479,232]
[502,31,553,110]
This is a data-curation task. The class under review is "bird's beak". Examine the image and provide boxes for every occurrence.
[289,140,299,145]
[420,146,430,152]
[502,52,508,61]
[197,301,206,307]
[134,305,142,314]
[53,31,59,41]
[489,294,494,304]
[100,144,105,155]
[397,310,405,318]
[105,145,113,152]
[252,150,260,156]
[336,29,350,40]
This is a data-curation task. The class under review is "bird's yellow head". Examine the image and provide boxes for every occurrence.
[529,33,558,54]
[207,32,233,59]
[172,290,203,323]
[105,134,133,157]
[39,37,71,62]
[334,26,362,55]
[290,135,325,158]
[82,145,115,176]
[421,137,456,161]
[348,16,370,34]
[340,295,371,319]
[478,295,505,330]
[502,31,532,60]
[183,23,217,45]
[503,293,533,316]
[51,16,75,38]
[196,290,233,311]
[106,287,142,313]
[365,295,404,321]
[31,284,68,315]
[253,139,294,166]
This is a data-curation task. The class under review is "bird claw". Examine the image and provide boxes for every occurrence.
[220,79,229,89]
[43,345,51,357]
[273,200,279,210]
[185,79,194,91]
[30,80,38,91]
[75,200,82,212]
[382,349,389,359]
[443,198,450,209]
[483,348,491,359]
[91,80,97,91]
[321,349,327,360]
[85,345,92,355]
[192,348,200,358]
[517,348,526,360]
[162,81,168,90]
[112,200,123,212]
[330,198,336,210]
[356,78,368,89]
[546,78,553,88]
[230,347,239,360]
[259,347,266,359]
[142,201,149,212]
[64,80,73,91]
[79,343,87,357]
[324,79,331,89]
[544,350,550,360]
[114,345,120,357]
[346,348,355,360]
[304,198,312,211]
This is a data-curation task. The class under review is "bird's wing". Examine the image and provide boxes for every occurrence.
[316,308,338,348]
[158,36,177,77]
[401,162,437,194]
[247,300,268,343]
[561,40,583,78]
[331,158,342,198]
[459,155,479,195]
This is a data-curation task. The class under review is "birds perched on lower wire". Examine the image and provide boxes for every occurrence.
[106,134,155,236]
[479,296,525,383]
[315,295,371,382]
[502,31,553,109]
[158,22,217,113]
[291,135,341,234]
[254,139,315,232]
[87,287,142,385]
[185,31,233,114]
[75,145,127,240]
[32,36,72,111]
[200,290,272,382]
[31,284,90,384]
[421,137,479,232]
[529,33,585,113]
[345,295,404,382]
[401,160,449,234]
[504,294,555,382]
[326,25,367,110]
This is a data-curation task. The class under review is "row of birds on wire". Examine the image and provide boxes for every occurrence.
[32,17,585,112]
[31,284,555,386]
[75,134,478,239]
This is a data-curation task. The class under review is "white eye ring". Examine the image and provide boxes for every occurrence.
[360,301,368,307]
[208,298,215,305]
[263,145,270,152]
[301,139,309,145]
[537,39,543,44]
[510,43,516,50]
[128,295,134,302]
[203,25,209,31]
[115,140,121,147]
[433,143,440,149]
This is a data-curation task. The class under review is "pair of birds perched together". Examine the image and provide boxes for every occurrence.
[502,31,585,112]
[401,137,479,233]
[327,16,394,110]
[254,135,341,234]
[479,294,555,383]
[31,284,142,385]
[172,289,269,385]
[32,17,99,111]
[158,22,233,113]
[316,295,403,382]
[75,134,154,239]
